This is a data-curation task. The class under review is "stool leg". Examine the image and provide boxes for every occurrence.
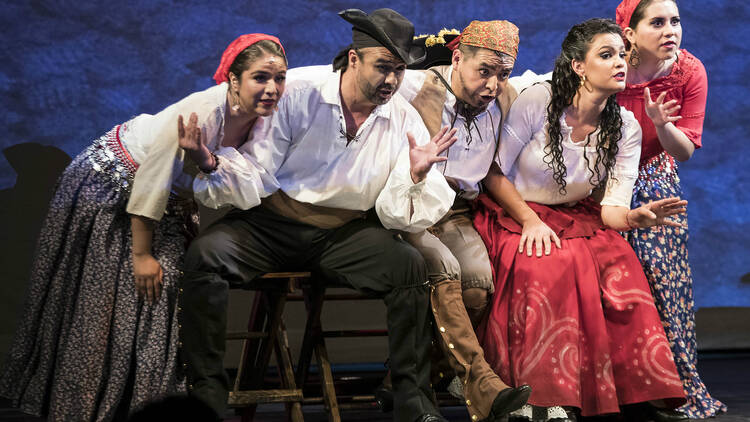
[314,334,340,422]
[237,291,266,421]
[238,290,288,422]
[296,284,325,386]
[250,291,287,387]
[274,320,304,422]
[238,291,266,390]
[298,284,340,422]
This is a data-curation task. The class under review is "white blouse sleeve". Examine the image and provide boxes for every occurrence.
[600,108,642,208]
[126,98,188,221]
[192,146,277,210]
[375,119,455,232]
[194,89,297,211]
[508,70,553,94]
[496,83,549,173]
[398,70,426,103]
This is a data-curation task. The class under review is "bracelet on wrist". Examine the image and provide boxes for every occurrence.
[200,152,219,174]
[625,209,637,230]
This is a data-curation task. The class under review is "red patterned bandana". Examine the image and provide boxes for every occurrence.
[615,0,643,31]
[213,33,285,84]
[448,20,519,59]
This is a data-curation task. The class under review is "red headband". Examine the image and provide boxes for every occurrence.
[213,33,285,84]
[615,0,643,31]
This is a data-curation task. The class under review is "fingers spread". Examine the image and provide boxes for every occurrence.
[664,207,687,216]
[433,126,449,141]
[662,219,685,228]
[435,136,457,154]
[178,115,185,137]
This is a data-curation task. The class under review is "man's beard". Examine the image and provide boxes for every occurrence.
[360,77,395,105]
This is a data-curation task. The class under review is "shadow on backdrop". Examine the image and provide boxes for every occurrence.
[0,143,71,358]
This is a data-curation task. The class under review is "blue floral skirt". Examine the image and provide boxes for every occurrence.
[0,127,198,421]
[624,151,726,418]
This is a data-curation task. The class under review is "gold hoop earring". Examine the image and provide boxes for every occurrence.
[579,75,587,87]
[629,45,641,68]
[231,84,241,112]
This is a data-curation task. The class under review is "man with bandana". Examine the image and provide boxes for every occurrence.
[394,20,533,422]
[179,8,459,422]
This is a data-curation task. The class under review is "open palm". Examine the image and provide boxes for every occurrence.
[409,126,458,183]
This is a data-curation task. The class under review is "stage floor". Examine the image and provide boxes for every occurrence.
[249,353,750,421]
[1,353,747,421]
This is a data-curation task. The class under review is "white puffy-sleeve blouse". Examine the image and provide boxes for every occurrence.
[497,83,641,207]
[122,83,278,221]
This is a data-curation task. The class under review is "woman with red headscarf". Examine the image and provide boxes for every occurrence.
[0,34,286,421]
[614,0,725,418]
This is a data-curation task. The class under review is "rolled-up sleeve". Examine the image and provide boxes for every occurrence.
[126,102,183,221]
[376,122,455,232]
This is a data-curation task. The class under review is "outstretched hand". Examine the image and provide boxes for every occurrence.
[178,113,214,172]
[627,197,687,229]
[644,87,682,128]
[408,126,458,184]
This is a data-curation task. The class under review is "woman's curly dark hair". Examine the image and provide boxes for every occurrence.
[545,18,624,195]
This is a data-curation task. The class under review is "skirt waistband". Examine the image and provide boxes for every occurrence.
[638,151,679,183]
[83,125,139,193]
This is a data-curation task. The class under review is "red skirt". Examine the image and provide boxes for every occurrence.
[472,194,685,416]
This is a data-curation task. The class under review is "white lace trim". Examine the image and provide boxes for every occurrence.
[446,376,465,400]
[547,406,568,419]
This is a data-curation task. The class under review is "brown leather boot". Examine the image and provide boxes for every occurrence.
[430,280,530,421]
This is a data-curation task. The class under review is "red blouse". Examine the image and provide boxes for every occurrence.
[616,49,708,165]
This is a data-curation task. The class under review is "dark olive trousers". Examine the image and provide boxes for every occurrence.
[179,207,438,421]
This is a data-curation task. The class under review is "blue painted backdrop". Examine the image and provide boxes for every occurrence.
[0,0,748,308]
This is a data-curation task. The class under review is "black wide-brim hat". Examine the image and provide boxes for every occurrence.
[408,33,460,70]
[339,8,426,66]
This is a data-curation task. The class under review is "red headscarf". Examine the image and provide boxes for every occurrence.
[213,33,285,84]
[615,0,643,31]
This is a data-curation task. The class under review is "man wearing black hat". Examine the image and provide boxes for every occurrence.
[179,8,457,422]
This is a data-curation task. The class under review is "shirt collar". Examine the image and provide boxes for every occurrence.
[320,69,392,120]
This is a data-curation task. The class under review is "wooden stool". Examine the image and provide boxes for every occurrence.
[227,272,311,422]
